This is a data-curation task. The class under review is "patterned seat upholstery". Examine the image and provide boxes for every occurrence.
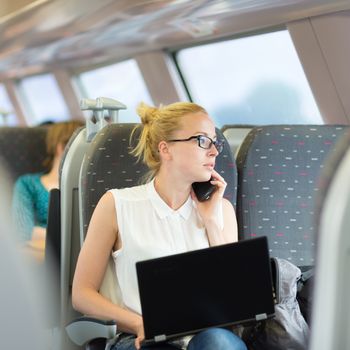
[0,127,47,181]
[309,129,350,350]
[236,125,349,267]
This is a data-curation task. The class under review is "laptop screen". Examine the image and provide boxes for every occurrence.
[136,236,275,342]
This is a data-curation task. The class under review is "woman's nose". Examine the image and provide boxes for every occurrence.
[208,143,219,156]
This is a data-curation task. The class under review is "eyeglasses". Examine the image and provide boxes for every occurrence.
[168,135,225,154]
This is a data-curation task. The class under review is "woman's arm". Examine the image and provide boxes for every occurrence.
[221,198,238,243]
[13,177,48,261]
[200,198,237,246]
[72,192,143,335]
[12,177,35,241]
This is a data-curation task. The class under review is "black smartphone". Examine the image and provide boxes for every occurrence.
[192,178,216,202]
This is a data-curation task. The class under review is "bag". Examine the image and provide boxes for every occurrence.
[241,258,309,350]
[296,267,314,325]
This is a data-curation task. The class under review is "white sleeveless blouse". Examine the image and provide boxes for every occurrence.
[109,180,215,315]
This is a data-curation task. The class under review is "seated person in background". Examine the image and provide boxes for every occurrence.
[12,120,84,259]
[72,102,247,350]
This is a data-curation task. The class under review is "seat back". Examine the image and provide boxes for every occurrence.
[236,125,349,267]
[79,124,148,241]
[46,126,85,280]
[58,98,128,349]
[59,128,90,345]
[309,129,350,350]
[78,124,237,304]
[0,126,47,181]
[79,124,148,306]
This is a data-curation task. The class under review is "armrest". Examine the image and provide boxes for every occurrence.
[65,316,117,346]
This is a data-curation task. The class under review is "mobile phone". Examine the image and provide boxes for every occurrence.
[192,178,216,202]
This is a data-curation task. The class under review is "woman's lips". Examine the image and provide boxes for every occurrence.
[204,163,214,169]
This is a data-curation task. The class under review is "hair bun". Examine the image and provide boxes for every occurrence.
[137,102,158,125]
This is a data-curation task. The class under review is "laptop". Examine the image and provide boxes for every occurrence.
[136,236,275,345]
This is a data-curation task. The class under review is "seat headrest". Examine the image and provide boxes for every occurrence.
[0,127,47,180]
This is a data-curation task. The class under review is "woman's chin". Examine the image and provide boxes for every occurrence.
[195,174,212,183]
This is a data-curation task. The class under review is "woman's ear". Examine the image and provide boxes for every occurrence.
[158,140,172,160]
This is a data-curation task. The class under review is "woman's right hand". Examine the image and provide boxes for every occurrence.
[134,319,145,349]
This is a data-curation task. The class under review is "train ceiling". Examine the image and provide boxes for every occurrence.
[0,0,350,80]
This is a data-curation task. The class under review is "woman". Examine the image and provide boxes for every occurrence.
[72,102,246,350]
[12,120,83,259]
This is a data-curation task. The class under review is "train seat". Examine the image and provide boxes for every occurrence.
[221,124,253,158]
[309,129,350,350]
[47,125,86,266]
[236,124,349,268]
[31,125,89,350]
[58,126,108,350]
[66,124,238,348]
[57,97,128,350]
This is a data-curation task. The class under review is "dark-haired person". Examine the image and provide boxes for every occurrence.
[72,102,246,350]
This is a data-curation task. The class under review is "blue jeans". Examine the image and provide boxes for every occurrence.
[112,328,247,350]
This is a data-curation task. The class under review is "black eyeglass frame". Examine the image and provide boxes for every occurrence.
[167,135,225,153]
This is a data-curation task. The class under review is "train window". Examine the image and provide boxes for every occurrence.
[0,84,16,126]
[77,59,153,122]
[18,74,69,125]
[175,30,322,127]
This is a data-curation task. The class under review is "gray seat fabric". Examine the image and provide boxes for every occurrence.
[59,127,91,350]
[314,128,350,227]
[0,126,47,181]
[236,125,349,267]
[309,129,350,350]
[59,126,86,184]
[80,124,237,238]
[79,123,148,238]
[216,127,238,208]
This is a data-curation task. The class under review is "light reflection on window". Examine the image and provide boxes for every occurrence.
[0,84,17,126]
[176,30,322,127]
[77,59,153,123]
[18,74,69,125]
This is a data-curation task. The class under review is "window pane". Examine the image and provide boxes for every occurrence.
[78,59,153,123]
[0,84,17,126]
[176,30,322,127]
[19,74,69,125]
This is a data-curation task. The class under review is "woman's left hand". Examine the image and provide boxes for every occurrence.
[191,169,226,225]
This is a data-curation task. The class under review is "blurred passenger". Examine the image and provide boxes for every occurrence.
[12,120,84,260]
[72,102,246,350]
[1,165,57,350]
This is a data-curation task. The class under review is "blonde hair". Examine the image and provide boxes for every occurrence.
[43,120,84,171]
[131,102,207,179]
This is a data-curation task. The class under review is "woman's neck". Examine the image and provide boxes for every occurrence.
[40,157,60,191]
[154,171,191,210]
